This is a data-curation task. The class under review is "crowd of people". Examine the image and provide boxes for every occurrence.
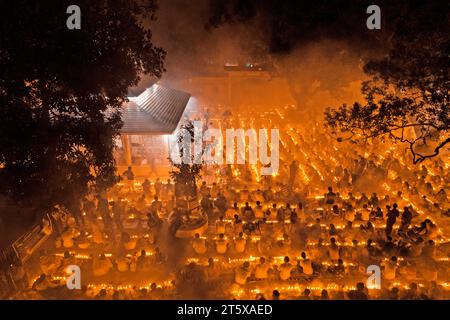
[7,112,450,300]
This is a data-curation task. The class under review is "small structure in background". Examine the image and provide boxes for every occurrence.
[115,83,191,178]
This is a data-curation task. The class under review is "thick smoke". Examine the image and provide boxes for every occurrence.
[147,0,372,121]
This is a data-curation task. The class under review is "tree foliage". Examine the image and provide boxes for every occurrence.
[0,1,165,210]
[325,5,449,164]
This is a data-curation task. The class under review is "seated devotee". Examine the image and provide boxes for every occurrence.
[235,262,251,285]
[424,220,438,239]
[427,281,445,300]
[329,224,338,237]
[347,282,368,300]
[295,202,307,223]
[330,206,341,224]
[327,259,345,276]
[435,188,448,203]
[324,186,337,205]
[401,283,420,300]
[253,201,265,219]
[205,257,221,281]
[210,182,219,199]
[215,233,228,254]
[309,218,322,240]
[241,202,254,221]
[225,203,239,219]
[116,255,130,272]
[398,260,418,281]
[252,189,265,203]
[309,238,326,261]
[152,247,165,264]
[150,196,163,216]
[360,205,371,222]
[233,215,244,235]
[127,253,137,272]
[298,288,313,300]
[55,251,78,275]
[382,256,398,281]
[288,207,298,227]
[290,260,304,280]
[193,233,207,255]
[344,207,356,222]
[240,186,250,202]
[272,290,280,300]
[279,256,293,281]
[122,232,138,251]
[373,207,384,219]
[199,181,210,198]
[137,250,150,271]
[270,219,284,239]
[76,233,90,249]
[94,288,109,300]
[342,221,355,242]
[321,290,330,300]
[255,293,266,300]
[201,195,214,215]
[39,251,62,276]
[136,194,147,211]
[142,178,151,197]
[369,193,379,208]
[409,237,425,258]
[234,232,247,254]
[278,233,292,254]
[266,203,278,221]
[278,203,292,222]
[148,282,164,300]
[255,217,269,237]
[358,193,370,208]
[254,257,270,280]
[300,252,314,276]
[216,216,226,235]
[61,227,80,248]
[215,193,227,215]
[92,253,113,277]
[328,237,340,261]
[420,260,438,282]
[90,222,104,245]
[421,240,436,259]
[387,287,400,300]
[32,274,60,292]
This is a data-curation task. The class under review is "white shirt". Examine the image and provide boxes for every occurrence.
[193,238,207,254]
[255,263,270,279]
[216,239,227,254]
[279,263,293,280]
[234,238,246,253]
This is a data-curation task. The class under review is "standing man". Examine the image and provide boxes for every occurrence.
[385,203,399,238]
[288,160,298,190]
[123,166,135,192]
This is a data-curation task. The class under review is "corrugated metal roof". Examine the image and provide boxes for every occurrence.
[127,76,159,97]
[121,84,191,135]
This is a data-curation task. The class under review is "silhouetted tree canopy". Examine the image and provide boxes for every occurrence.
[207,0,406,55]
[0,1,165,210]
[207,0,449,163]
[325,4,449,164]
